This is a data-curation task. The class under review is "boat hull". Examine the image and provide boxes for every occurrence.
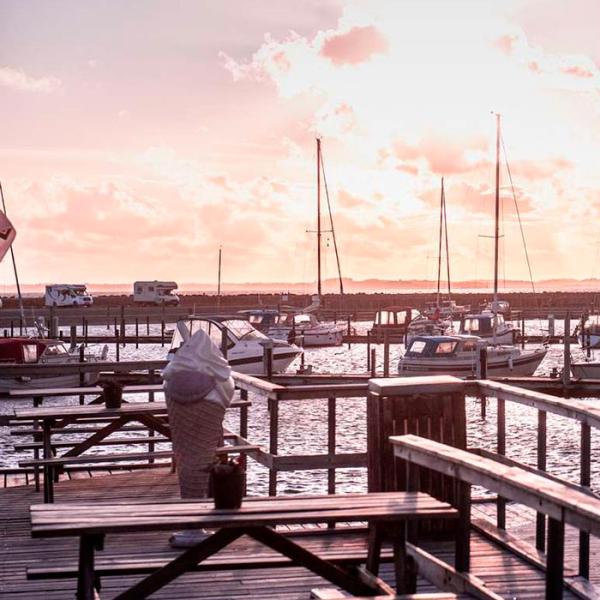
[571,363,600,378]
[578,334,600,349]
[268,326,345,347]
[398,349,547,378]
[226,347,302,375]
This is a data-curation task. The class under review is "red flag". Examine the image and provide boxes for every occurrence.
[0,210,16,262]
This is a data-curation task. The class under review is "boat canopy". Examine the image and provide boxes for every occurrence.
[172,317,268,350]
[374,307,412,326]
[461,313,505,335]
[405,335,481,357]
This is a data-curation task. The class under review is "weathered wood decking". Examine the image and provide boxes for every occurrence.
[0,469,584,599]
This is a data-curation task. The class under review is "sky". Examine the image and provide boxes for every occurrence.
[1,0,600,291]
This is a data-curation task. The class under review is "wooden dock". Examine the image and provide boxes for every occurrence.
[0,469,584,599]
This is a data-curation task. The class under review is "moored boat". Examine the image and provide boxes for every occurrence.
[369,306,415,341]
[0,338,102,392]
[267,312,345,347]
[398,334,547,378]
[169,316,302,374]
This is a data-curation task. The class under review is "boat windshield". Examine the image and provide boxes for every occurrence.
[434,341,457,354]
[407,340,427,354]
[42,343,69,357]
[221,320,268,341]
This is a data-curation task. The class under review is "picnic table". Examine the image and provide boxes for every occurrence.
[30,491,458,599]
[6,384,165,406]
[13,399,253,502]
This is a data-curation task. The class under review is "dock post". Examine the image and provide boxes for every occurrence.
[115,328,120,362]
[262,340,273,379]
[536,410,547,551]
[120,305,126,347]
[69,325,77,351]
[84,318,88,347]
[370,348,376,377]
[221,327,228,359]
[366,376,467,542]
[148,369,155,464]
[563,312,571,388]
[366,332,371,372]
[161,320,165,347]
[478,346,487,419]
[383,330,390,377]
[146,315,150,335]
[327,396,336,497]
[113,316,117,336]
[268,397,278,496]
[521,316,525,349]
[10,320,13,336]
[135,317,139,349]
[106,305,110,330]
[78,345,85,405]
[548,314,555,338]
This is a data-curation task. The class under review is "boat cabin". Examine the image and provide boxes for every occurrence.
[460,313,507,336]
[0,338,70,365]
[404,335,482,358]
[370,307,413,339]
[237,309,280,332]
[484,299,511,316]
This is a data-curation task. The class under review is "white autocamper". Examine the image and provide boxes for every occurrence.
[45,284,93,307]
[133,281,180,306]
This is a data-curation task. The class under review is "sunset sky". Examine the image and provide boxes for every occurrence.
[1,0,600,291]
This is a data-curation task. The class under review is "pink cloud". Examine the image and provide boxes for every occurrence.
[561,64,594,78]
[321,26,388,66]
[391,134,487,175]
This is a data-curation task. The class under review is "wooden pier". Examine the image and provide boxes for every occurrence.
[2,372,600,598]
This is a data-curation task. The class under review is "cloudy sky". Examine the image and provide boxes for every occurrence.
[1,0,600,290]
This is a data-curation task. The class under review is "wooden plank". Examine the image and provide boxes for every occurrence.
[392,435,600,537]
[406,543,504,600]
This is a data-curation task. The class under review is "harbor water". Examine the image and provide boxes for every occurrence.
[1,318,599,497]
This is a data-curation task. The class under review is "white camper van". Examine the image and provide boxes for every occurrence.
[133,281,180,306]
[45,284,93,307]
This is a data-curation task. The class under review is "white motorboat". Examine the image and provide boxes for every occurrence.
[267,312,345,347]
[169,316,302,374]
[398,334,547,378]
[0,337,102,393]
[459,311,516,345]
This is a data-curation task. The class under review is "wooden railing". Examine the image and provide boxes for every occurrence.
[392,434,600,600]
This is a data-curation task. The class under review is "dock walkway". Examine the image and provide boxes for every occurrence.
[0,469,581,599]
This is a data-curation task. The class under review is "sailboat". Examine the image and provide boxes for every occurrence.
[267,138,346,347]
[399,115,547,377]
[459,114,518,345]
[423,178,469,320]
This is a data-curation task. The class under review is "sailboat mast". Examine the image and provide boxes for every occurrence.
[436,177,444,307]
[443,181,451,298]
[493,113,501,304]
[217,245,222,313]
[0,182,25,323]
[316,137,322,302]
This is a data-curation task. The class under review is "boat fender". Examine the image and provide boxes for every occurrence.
[508,356,513,370]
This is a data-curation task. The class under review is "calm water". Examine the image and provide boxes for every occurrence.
[2,319,599,497]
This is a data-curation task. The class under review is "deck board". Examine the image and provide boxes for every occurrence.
[0,470,583,599]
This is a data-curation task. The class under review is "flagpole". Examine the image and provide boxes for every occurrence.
[0,181,25,324]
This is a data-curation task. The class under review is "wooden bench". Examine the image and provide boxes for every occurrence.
[29,491,458,599]
[391,434,600,600]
